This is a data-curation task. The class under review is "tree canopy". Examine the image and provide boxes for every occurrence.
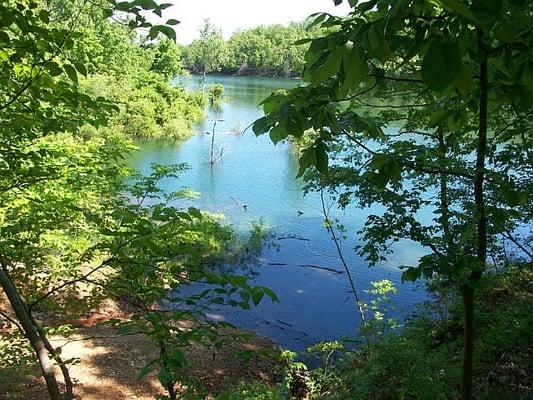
[0,1,275,399]
[253,0,532,398]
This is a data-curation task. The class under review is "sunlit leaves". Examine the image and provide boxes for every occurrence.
[254,0,533,291]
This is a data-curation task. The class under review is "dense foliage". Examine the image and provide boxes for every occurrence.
[253,0,532,398]
[216,264,532,399]
[182,20,320,77]
[71,11,206,140]
[0,1,274,400]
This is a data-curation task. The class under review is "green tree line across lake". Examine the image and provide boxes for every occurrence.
[181,19,321,77]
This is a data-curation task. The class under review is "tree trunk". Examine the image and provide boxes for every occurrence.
[0,266,63,400]
[32,315,74,399]
[210,111,218,164]
[437,127,451,246]
[461,30,489,400]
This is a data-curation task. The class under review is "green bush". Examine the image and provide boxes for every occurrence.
[318,264,532,400]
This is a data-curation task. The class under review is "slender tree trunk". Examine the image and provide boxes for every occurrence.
[320,190,365,323]
[32,315,74,399]
[461,31,489,400]
[437,127,451,246]
[0,266,63,400]
[210,111,218,164]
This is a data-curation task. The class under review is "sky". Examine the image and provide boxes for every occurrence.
[160,0,351,44]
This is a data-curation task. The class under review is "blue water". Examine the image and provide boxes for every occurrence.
[127,75,428,353]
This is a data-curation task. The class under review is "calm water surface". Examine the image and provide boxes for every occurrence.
[128,75,428,353]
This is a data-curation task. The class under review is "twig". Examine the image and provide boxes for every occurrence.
[320,190,366,322]
[0,309,23,331]
[501,231,533,260]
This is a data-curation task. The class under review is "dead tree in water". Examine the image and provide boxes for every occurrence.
[208,84,225,165]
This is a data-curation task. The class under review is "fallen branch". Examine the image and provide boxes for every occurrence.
[276,319,293,328]
[276,235,310,241]
[230,196,248,211]
[299,264,344,275]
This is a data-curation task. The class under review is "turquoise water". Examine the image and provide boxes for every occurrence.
[128,75,427,353]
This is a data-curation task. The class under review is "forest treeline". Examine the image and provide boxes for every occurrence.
[181,20,319,77]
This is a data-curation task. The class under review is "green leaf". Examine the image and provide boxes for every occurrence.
[0,49,9,62]
[429,108,455,127]
[39,10,50,23]
[47,62,63,77]
[307,13,327,30]
[188,207,202,218]
[166,19,180,25]
[149,26,159,40]
[269,121,288,144]
[454,65,473,95]
[239,291,250,303]
[315,142,329,174]
[73,62,87,77]
[157,369,172,387]
[114,1,131,11]
[297,147,317,178]
[401,267,421,282]
[156,25,176,42]
[63,64,78,84]
[262,91,286,114]
[310,47,343,84]
[340,44,368,97]
[252,288,264,306]
[422,38,463,92]
[367,25,392,62]
[262,287,279,302]
[0,32,10,45]
[252,116,271,135]
[167,348,185,368]
[504,190,527,207]
[293,38,312,45]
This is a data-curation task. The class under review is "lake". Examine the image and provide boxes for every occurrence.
[127,74,428,354]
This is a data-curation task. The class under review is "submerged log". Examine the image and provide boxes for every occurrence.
[298,264,344,274]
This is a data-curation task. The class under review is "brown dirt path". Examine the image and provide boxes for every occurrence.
[1,300,282,399]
